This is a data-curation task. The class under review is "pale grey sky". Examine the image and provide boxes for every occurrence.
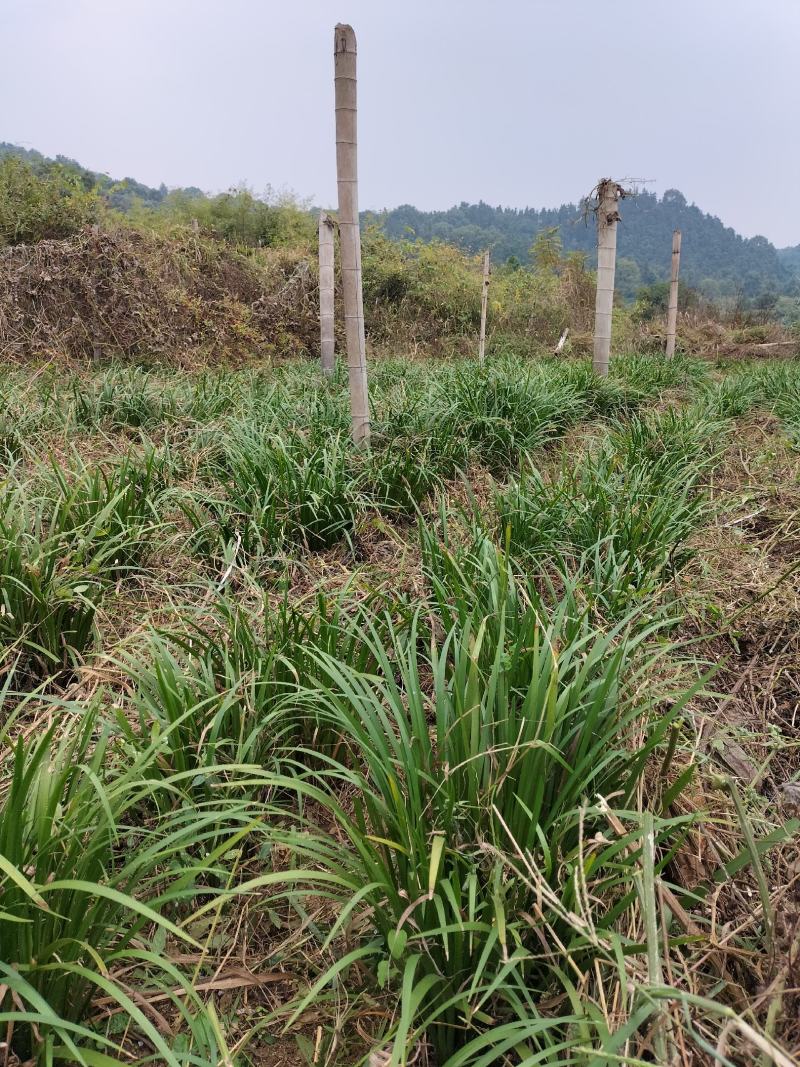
[2,0,798,246]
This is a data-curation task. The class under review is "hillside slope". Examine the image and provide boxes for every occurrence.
[2,143,793,303]
[374,190,792,299]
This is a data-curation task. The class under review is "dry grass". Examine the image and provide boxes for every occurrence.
[0,226,319,363]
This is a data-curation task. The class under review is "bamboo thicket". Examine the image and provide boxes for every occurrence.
[592,179,624,377]
[318,212,336,377]
[334,23,370,444]
[665,228,682,358]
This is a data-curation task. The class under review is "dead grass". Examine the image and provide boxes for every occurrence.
[0,226,319,364]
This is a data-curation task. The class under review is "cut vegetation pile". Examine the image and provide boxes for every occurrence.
[0,226,320,363]
[1,353,799,1065]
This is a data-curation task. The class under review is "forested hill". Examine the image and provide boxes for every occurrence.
[778,244,800,275]
[0,142,203,211]
[1,143,792,302]
[371,191,792,300]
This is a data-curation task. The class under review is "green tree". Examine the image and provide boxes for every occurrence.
[0,157,97,245]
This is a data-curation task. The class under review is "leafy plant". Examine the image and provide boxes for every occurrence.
[437,364,587,469]
[45,446,170,575]
[256,570,687,1061]
[186,429,360,557]
[0,488,101,679]
[117,584,380,785]
[0,698,268,1064]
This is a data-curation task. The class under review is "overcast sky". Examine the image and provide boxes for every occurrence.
[3,0,798,246]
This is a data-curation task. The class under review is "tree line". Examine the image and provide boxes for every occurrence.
[1,142,798,324]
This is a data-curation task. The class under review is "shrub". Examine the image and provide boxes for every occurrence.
[0,157,97,245]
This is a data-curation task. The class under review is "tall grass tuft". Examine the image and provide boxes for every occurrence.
[254,548,688,1061]
[0,487,101,679]
[496,406,724,614]
[0,697,270,1065]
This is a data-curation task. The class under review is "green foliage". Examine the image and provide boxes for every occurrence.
[45,447,169,575]
[611,352,708,393]
[0,487,102,680]
[361,230,483,346]
[192,429,360,556]
[0,448,170,679]
[437,363,588,468]
[133,185,316,248]
[632,279,700,321]
[2,141,794,314]
[496,406,723,614]
[0,355,792,1065]
[0,697,268,1065]
[258,555,686,1061]
[0,156,97,246]
[374,188,792,300]
[777,242,800,276]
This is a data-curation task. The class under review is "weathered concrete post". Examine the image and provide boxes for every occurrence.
[592,179,623,377]
[334,23,370,444]
[318,211,336,377]
[665,228,682,358]
[478,250,490,363]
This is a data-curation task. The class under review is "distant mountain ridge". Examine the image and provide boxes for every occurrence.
[2,142,796,301]
[371,192,795,301]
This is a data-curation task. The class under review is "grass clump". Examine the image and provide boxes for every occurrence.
[257,550,688,1062]
[0,697,269,1065]
[436,362,588,469]
[496,406,724,615]
[45,445,171,575]
[117,585,377,783]
[184,429,359,559]
[0,488,101,679]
